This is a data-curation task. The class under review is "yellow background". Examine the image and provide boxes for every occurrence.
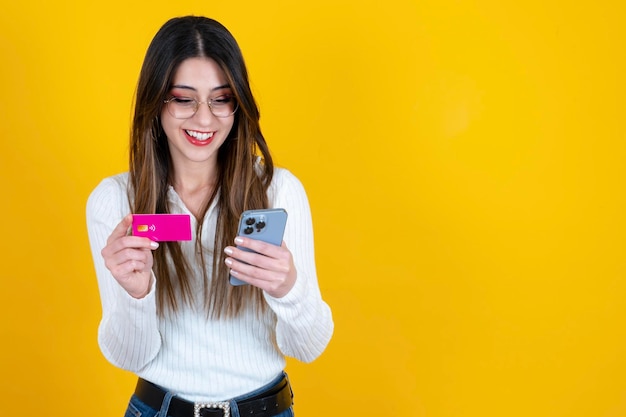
[1,1,625,416]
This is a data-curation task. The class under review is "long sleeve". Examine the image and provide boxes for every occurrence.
[86,174,162,372]
[264,169,334,362]
[85,170,332,401]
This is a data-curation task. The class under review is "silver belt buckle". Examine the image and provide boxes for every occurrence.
[194,401,230,417]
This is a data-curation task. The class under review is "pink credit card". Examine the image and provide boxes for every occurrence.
[131,214,192,242]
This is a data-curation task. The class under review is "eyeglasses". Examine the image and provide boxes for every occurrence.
[163,95,238,119]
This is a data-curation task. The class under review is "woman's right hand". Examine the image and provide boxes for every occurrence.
[101,214,159,299]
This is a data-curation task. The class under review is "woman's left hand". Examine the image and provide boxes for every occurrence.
[224,237,296,298]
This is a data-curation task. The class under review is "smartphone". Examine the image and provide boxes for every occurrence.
[229,208,288,286]
[131,214,192,242]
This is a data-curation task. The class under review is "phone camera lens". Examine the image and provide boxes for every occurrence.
[256,221,266,231]
[245,217,256,226]
[244,226,254,235]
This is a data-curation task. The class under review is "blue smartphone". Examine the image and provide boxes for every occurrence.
[229,208,288,286]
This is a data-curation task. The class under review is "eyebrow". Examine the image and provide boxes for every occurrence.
[170,84,231,92]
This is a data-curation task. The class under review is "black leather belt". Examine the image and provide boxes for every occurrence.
[134,376,293,417]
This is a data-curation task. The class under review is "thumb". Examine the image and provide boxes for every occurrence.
[109,213,134,241]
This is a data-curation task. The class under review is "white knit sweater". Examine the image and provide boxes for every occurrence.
[86,168,333,402]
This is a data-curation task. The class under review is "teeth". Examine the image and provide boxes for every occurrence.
[186,130,214,141]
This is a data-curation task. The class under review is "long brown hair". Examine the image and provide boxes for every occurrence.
[129,16,273,318]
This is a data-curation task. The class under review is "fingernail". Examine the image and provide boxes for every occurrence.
[234,237,244,245]
[224,247,233,255]
[225,258,232,266]
[150,241,159,249]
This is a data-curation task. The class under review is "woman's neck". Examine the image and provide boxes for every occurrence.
[171,166,218,219]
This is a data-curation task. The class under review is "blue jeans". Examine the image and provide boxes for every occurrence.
[124,372,294,417]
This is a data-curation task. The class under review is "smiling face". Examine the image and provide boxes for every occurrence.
[160,57,235,173]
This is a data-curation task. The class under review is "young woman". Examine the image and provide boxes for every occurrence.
[86,16,333,417]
